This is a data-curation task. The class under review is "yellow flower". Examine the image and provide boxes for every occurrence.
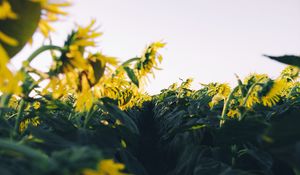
[207,83,231,108]
[136,41,165,78]
[244,89,260,108]
[209,93,224,108]
[0,0,18,20]
[280,65,299,81]
[244,73,269,85]
[261,79,287,107]
[83,159,130,175]
[32,0,71,37]
[19,117,40,133]
[0,44,9,63]
[33,101,41,109]
[75,20,102,47]
[42,77,68,99]
[74,74,94,112]
[227,108,241,118]
[0,45,23,95]
[0,1,18,50]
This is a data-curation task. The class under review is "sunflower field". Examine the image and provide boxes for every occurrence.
[0,1,300,175]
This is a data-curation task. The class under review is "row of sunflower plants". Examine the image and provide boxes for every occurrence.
[139,62,300,174]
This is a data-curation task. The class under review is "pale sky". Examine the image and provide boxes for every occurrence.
[12,0,300,94]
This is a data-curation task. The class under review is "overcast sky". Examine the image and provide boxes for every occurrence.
[12,0,300,94]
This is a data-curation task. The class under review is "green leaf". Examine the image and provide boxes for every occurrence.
[124,66,139,87]
[264,55,300,67]
[0,138,51,164]
[0,0,41,58]
[102,102,139,134]
[88,57,105,86]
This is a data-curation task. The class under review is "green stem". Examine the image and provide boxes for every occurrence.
[121,57,140,67]
[0,138,51,163]
[220,86,239,126]
[241,82,263,107]
[26,45,63,64]
[83,106,94,128]
[114,57,140,76]
[14,100,25,136]
[0,93,12,118]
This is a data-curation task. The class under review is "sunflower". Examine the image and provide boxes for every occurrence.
[135,41,165,78]
[0,0,18,54]
[280,65,299,81]
[260,79,288,107]
[207,83,231,108]
[83,159,129,175]
[32,0,71,37]
[0,0,17,20]
[0,39,23,96]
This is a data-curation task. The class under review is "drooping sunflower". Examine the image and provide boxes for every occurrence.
[207,83,231,108]
[135,41,165,79]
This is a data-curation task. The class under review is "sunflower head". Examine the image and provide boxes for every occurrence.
[135,41,165,78]
[259,79,288,107]
[280,65,299,81]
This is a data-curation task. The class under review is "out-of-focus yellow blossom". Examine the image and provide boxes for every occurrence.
[64,44,88,72]
[0,0,18,55]
[43,76,68,99]
[75,20,102,47]
[0,0,18,20]
[0,44,18,94]
[261,79,288,107]
[0,31,18,46]
[61,20,102,74]
[83,159,130,175]
[0,44,9,63]
[0,77,23,95]
[86,53,118,86]
[74,74,94,112]
[31,0,71,37]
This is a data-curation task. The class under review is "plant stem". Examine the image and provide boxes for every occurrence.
[26,45,63,64]
[121,57,140,67]
[241,82,262,107]
[83,106,94,128]
[14,99,25,136]
[220,86,239,126]
[0,93,11,118]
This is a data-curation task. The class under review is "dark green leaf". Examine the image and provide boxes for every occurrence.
[264,55,300,67]
[123,66,139,87]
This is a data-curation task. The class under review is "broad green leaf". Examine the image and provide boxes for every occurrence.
[124,66,139,87]
[88,57,105,86]
[264,55,300,68]
[0,0,41,58]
